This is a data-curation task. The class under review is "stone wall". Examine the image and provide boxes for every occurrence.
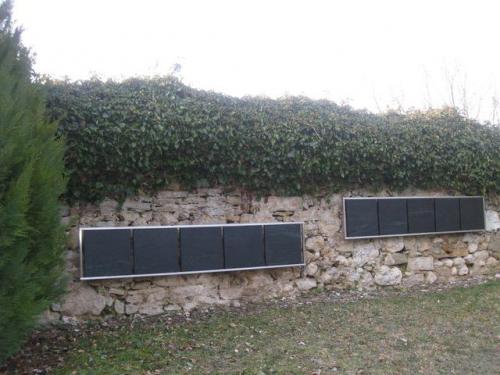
[42,188,500,322]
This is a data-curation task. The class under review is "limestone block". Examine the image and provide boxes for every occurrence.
[464,255,474,264]
[125,304,139,315]
[352,242,379,267]
[384,253,408,266]
[154,212,178,225]
[220,287,244,300]
[122,198,151,212]
[318,222,341,238]
[125,291,145,305]
[407,256,434,272]
[486,257,498,267]
[119,211,140,223]
[457,265,469,276]
[442,259,453,267]
[114,300,125,314]
[433,266,452,278]
[335,241,353,254]
[305,262,319,276]
[487,235,500,257]
[108,287,126,296]
[485,210,500,231]
[468,242,479,253]
[139,304,164,316]
[99,199,119,215]
[374,266,402,286]
[359,271,375,288]
[402,273,425,287]
[296,278,317,291]
[382,238,405,253]
[425,272,437,284]
[319,267,339,284]
[61,284,107,316]
[442,239,468,257]
[305,236,325,252]
[453,258,465,267]
[164,304,182,312]
[265,196,303,212]
[473,250,490,263]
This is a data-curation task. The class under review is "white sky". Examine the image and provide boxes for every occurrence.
[13,0,500,123]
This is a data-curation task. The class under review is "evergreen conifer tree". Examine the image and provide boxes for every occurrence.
[0,0,66,363]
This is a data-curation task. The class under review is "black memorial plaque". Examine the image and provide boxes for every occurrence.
[133,228,179,274]
[378,199,408,235]
[435,198,460,232]
[83,229,132,277]
[460,197,485,230]
[80,223,304,280]
[224,225,265,269]
[345,199,379,237]
[265,224,302,266]
[407,198,435,233]
[180,227,223,271]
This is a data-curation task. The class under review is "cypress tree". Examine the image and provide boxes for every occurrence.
[0,0,66,363]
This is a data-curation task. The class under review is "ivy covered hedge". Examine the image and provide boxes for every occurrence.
[44,77,500,202]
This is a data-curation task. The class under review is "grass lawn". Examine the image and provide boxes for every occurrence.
[42,281,499,375]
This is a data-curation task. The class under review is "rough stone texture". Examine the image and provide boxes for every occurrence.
[296,278,317,291]
[425,272,438,284]
[457,265,469,276]
[403,273,425,287]
[485,210,500,231]
[407,257,434,272]
[382,238,405,253]
[384,253,408,266]
[305,236,325,252]
[488,236,500,258]
[352,242,379,267]
[114,300,125,314]
[61,284,107,316]
[442,238,468,257]
[51,189,499,318]
[374,266,402,286]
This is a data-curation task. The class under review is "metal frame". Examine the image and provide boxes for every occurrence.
[79,222,305,281]
[343,196,486,240]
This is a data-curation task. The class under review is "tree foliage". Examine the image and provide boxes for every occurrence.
[45,77,500,202]
[0,0,66,363]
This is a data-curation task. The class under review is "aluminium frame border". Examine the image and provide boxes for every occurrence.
[342,196,486,240]
[79,222,305,281]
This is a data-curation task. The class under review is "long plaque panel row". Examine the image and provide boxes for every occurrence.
[344,197,484,239]
[80,223,304,280]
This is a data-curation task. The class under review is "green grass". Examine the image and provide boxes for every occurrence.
[55,282,499,375]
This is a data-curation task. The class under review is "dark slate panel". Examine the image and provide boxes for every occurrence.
[133,228,179,274]
[344,199,379,237]
[83,229,132,277]
[180,227,223,271]
[378,199,408,235]
[435,198,460,232]
[407,198,435,233]
[265,224,303,266]
[460,197,485,230]
[224,225,265,269]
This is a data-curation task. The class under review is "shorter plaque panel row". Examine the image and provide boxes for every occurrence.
[344,197,484,239]
[81,223,303,279]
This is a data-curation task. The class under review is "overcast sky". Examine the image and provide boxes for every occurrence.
[13,0,500,123]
